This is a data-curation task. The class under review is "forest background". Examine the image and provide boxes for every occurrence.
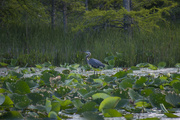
[0,0,180,67]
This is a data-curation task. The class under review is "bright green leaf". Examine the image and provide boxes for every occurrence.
[103,109,122,117]
[99,97,121,111]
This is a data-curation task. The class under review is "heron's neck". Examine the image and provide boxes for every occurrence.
[86,55,90,61]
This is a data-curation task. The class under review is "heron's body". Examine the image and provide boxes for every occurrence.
[85,52,105,73]
[87,58,105,68]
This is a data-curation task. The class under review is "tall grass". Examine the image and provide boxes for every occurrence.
[0,21,180,67]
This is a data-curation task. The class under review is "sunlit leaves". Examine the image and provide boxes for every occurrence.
[135,101,151,108]
[1,95,14,108]
[103,109,122,117]
[0,62,8,67]
[99,97,121,111]
[148,64,158,70]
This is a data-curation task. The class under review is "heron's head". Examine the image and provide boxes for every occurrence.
[85,51,91,57]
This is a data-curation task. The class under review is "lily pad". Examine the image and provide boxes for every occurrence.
[99,97,121,111]
[92,93,111,100]
[165,92,180,107]
[103,109,122,117]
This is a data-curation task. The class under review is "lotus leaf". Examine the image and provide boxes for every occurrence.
[158,62,166,68]
[165,92,180,107]
[82,111,104,120]
[128,89,143,101]
[103,109,122,117]
[0,94,5,105]
[92,93,111,100]
[99,97,121,111]
[134,77,147,89]
[149,92,172,109]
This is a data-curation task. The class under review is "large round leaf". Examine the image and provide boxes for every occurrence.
[119,79,133,90]
[165,92,180,107]
[149,92,172,109]
[99,97,121,111]
[103,109,122,117]
[172,82,180,92]
[9,93,30,109]
[15,81,30,94]
[77,101,97,113]
[128,89,143,101]
[133,77,147,89]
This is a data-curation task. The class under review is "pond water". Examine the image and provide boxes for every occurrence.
[1,67,179,77]
[0,67,180,120]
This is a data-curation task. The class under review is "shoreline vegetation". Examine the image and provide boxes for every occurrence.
[0,21,180,67]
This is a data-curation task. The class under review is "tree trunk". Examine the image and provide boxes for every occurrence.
[51,0,55,30]
[85,0,88,10]
[123,0,131,31]
[63,1,67,33]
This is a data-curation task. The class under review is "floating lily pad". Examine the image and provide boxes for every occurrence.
[165,92,180,107]
[99,97,121,111]
[103,109,122,117]
[158,62,166,68]
[128,89,143,101]
[149,92,172,109]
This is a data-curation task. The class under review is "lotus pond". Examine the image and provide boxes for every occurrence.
[0,62,180,120]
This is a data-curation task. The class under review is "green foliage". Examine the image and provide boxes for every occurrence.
[1,63,180,119]
[99,97,121,111]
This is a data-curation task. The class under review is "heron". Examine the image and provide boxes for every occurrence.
[85,51,105,75]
